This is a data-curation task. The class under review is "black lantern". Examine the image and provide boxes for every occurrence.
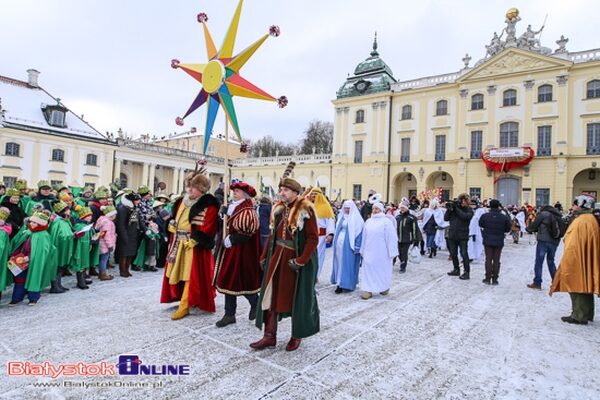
[441,172,447,181]
[589,170,596,180]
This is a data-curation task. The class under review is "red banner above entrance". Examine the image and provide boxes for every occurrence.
[481,147,534,173]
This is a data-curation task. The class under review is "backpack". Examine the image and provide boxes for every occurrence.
[547,213,567,239]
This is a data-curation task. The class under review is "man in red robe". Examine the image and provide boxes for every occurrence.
[160,168,219,320]
[213,181,262,327]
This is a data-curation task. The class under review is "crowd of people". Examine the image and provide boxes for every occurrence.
[0,164,599,354]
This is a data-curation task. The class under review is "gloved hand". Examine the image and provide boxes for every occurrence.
[288,258,302,271]
[224,235,232,248]
[184,239,197,250]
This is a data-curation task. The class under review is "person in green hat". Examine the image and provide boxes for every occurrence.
[0,207,14,303]
[89,189,109,223]
[1,188,26,238]
[70,207,98,289]
[14,179,32,214]
[32,180,56,213]
[49,200,75,293]
[76,186,94,208]
[9,210,57,306]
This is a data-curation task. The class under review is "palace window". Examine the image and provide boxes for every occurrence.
[354,140,363,164]
[435,100,448,116]
[499,122,519,147]
[84,182,96,191]
[435,135,446,161]
[355,109,365,123]
[469,187,481,200]
[3,176,17,188]
[470,130,483,159]
[471,94,484,110]
[535,188,550,207]
[587,80,600,99]
[50,180,63,187]
[5,142,20,156]
[537,126,552,156]
[503,89,517,106]
[401,105,412,120]
[51,149,65,162]
[587,123,600,155]
[537,84,553,102]
[352,184,362,201]
[86,153,97,166]
[119,173,128,188]
[400,138,410,162]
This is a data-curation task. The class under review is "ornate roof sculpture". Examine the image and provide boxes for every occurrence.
[336,33,396,99]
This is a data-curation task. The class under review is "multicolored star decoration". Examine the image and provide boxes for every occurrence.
[172,0,287,159]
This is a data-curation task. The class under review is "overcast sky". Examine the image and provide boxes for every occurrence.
[2,1,600,144]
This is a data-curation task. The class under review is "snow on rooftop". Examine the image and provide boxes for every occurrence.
[0,75,108,141]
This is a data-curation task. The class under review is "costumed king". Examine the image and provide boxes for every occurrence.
[251,162,320,352]
[161,167,219,320]
[213,181,262,328]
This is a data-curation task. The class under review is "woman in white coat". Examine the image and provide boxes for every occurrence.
[359,202,399,299]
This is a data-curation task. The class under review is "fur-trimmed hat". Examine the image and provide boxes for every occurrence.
[186,166,210,193]
[278,161,302,194]
[230,182,257,198]
[30,211,50,226]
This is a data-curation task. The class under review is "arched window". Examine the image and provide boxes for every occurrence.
[5,142,20,156]
[503,89,517,106]
[500,122,519,147]
[51,149,65,162]
[401,105,412,120]
[471,94,484,110]
[119,173,128,188]
[435,100,448,116]
[355,109,365,123]
[587,80,600,99]
[86,153,97,166]
[538,84,553,102]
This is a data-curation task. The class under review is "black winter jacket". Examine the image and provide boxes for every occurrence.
[526,206,562,244]
[444,204,473,241]
[396,212,422,244]
[479,209,511,247]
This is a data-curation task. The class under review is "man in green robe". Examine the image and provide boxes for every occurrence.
[49,200,74,293]
[251,166,320,352]
[9,211,57,306]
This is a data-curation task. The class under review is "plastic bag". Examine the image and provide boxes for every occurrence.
[408,245,421,264]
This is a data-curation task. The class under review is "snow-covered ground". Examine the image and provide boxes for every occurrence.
[0,237,599,400]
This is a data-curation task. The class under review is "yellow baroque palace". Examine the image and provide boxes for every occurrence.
[238,13,600,206]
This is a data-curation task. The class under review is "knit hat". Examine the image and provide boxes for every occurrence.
[52,201,69,214]
[574,194,596,209]
[94,190,108,200]
[278,161,302,194]
[138,185,151,195]
[37,180,51,190]
[6,187,20,197]
[373,202,385,213]
[15,179,27,191]
[399,200,410,210]
[30,211,49,226]
[59,192,73,202]
[0,207,10,221]
[101,205,117,218]
[159,208,171,220]
[78,206,93,219]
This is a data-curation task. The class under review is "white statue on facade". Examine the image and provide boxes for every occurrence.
[518,24,544,50]
[503,13,521,44]
[485,32,505,57]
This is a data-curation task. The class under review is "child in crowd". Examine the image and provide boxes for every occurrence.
[95,205,117,280]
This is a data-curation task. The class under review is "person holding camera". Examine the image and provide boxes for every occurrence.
[445,193,474,280]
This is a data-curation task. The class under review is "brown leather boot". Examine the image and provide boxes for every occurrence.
[285,338,302,352]
[99,272,114,281]
[119,258,131,278]
[88,267,99,276]
[249,310,277,350]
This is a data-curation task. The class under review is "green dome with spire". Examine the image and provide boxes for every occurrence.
[337,33,396,99]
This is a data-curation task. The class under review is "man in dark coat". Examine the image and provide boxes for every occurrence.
[116,192,140,277]
[258,196,272,251]
[479,199,511,285]
[395,200,422,273]
[525,203,563,289]
[445,193,474,280]
[251,162,319,352]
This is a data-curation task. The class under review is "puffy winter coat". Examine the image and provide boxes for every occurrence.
[444,204,473,241]
[526,205,562,245]
[479,209,511,247]
[95,215,117,254]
